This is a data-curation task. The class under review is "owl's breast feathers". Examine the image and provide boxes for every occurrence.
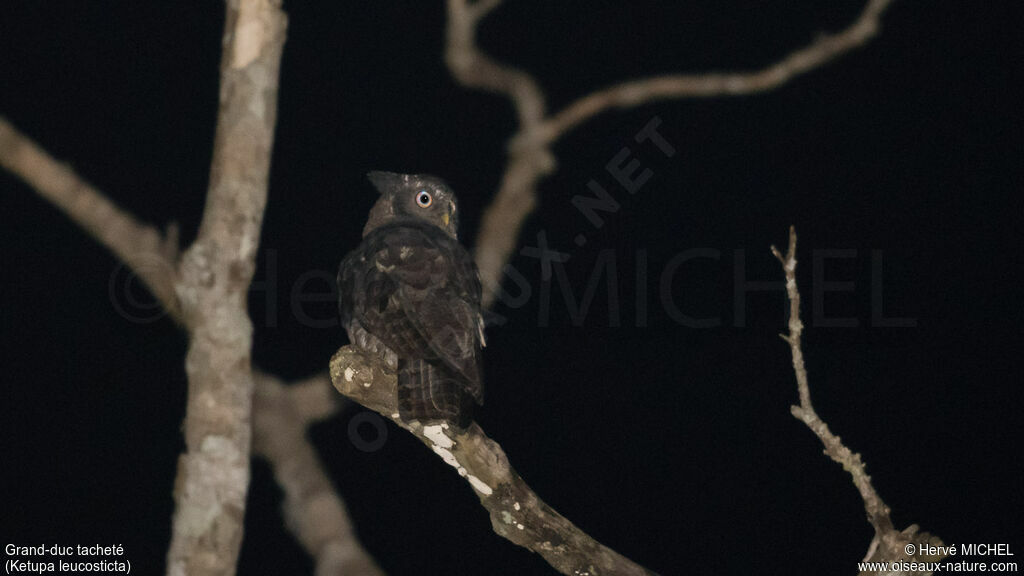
[338,220,485,411]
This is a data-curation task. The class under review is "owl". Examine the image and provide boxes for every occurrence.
[338,172,485,428]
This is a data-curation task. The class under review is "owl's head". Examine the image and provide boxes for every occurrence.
[363,171,460,238]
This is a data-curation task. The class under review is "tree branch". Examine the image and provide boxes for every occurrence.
[0,120,341,411]
[771,227,946,573]
[448,0,895,306]
[330,347,659,576]
[284,373,347,426]
[445,0,555,307]
[253,373,384,576]
[162,1,288,573]
[445,0,546,130]
[0,117,182,321]
[540,0,896,143]
[1,113,378,576]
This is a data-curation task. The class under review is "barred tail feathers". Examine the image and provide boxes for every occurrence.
[397,358,474,428]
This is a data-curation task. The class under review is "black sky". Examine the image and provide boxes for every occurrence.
[1,1,1021,575]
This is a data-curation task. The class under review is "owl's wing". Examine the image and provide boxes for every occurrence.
[390,226,485,403]
[398,266,485,404]
[342,223,484,404]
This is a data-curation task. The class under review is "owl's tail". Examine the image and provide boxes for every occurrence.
[397,359,474,428]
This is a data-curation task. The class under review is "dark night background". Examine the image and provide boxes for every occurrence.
[2,1,1021,575]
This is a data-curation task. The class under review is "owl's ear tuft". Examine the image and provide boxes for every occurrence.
[367,171,404,195]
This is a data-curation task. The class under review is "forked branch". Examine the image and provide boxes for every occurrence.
[0,1,381,571]
[446,0,897,307]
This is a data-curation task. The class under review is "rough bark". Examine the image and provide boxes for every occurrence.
[163,1,287,574]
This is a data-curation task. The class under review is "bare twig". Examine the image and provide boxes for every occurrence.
[447,0,895,306]
[771,226,946,574]
[330,347,658,576]
[253,373,383,576]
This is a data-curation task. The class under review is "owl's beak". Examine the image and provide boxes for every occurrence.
[442,213,450,226]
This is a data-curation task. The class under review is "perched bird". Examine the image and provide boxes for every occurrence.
[338,172,485,428]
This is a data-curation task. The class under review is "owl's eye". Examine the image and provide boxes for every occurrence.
[415,190,433,208]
